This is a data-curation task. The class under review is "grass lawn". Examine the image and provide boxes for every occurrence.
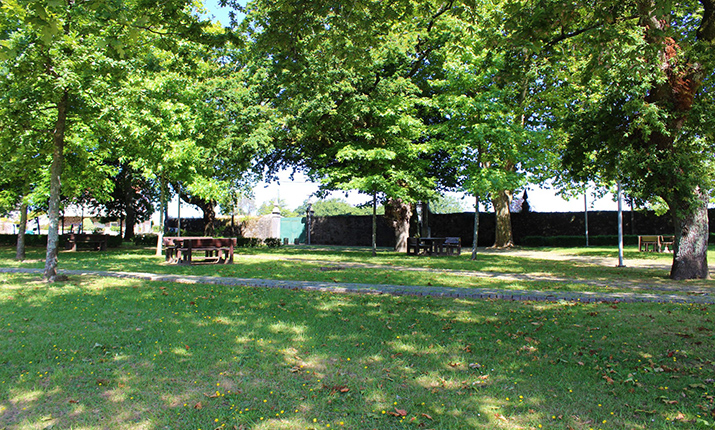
[0,271,714,429]
[0,245,713,297]
[0,245,714,429]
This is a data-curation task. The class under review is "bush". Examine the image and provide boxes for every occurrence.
[236,237,262,248]
[263,237,282,248]
[132,234,158,247]
[106,235,123,248]
[0,233,123,248]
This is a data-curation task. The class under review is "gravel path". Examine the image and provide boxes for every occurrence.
[2,264,712,305]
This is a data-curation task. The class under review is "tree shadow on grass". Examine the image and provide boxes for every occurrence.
[1,274,713,429]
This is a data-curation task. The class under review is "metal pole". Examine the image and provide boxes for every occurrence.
[177,194,181,237]
[584,191,589,247]
[617,180,625,267]
[372,191,377,257]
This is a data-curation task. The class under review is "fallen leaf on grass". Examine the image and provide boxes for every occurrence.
[674,412,688,422]
[420,413,433,420]
[495,413,507,421]
[194,402,203,409]
[388,408,408,417]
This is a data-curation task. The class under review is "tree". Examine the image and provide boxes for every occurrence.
[429,194,466,214]
[257,199,298,217]
[504,0,715,279]
[86,163,157,240]
[235,0,466,251]
[428,4,561,248]
[1,0,211,281]
[295,198,384,217]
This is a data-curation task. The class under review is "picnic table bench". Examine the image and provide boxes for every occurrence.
[638,235,675,253]
[65,233,108,252]
[407,237,461,256]
[163,236,211,263]
[164,237,235,264]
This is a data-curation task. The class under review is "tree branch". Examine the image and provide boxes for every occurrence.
[407,0,454,78]
[544,14,639,48]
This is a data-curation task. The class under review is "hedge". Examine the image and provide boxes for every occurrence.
[0,234,123,248]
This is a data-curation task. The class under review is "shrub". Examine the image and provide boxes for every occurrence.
[263,237,282,248]
[132,234,158,247]
[235,237,262,248]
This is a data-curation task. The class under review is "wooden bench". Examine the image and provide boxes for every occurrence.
[638,235,675,253]
[659,235,675,252]
[407,237,430,255]
[65,233,108,251]
[441,237,461,255]
[169,237,236,265]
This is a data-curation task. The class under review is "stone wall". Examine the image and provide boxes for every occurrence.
[170,209,713,247]
[308,210,686,247]
[310,215,397,247]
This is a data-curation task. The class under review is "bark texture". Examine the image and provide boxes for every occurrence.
[386,198,412,252]
[16,201,27,261]
[670,191,710,280]
[181,194,217,236]
[123,178,137,240]
[491,189,514,248]
[635,0,714,279]
[43,91,68,282]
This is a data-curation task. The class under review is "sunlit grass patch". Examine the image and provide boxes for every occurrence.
[2,244,713,297]
[1,273,713,429]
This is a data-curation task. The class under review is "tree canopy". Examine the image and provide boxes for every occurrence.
[2,0,713,279]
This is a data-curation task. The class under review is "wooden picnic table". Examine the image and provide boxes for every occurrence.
[163,237,236,264]
[65,233,108,252]
[407,237,461,256]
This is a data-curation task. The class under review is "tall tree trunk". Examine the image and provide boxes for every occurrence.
[181,194,217,236]
[491,189,514,248]
[386,198,412,252]
[670,190,709,280]
[471,195,480,260]
[637,2,714,279]
[123,177,136,240]
[16,200,28,261]
[44,90,68,282]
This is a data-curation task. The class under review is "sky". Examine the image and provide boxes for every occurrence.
[184,1,620,218]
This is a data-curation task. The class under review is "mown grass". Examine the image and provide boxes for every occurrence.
[1,272,713,430]
[0,245,712,297]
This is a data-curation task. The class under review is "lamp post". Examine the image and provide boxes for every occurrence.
[306,203,314,245]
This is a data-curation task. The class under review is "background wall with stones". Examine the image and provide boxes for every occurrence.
[169,208,702,247]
